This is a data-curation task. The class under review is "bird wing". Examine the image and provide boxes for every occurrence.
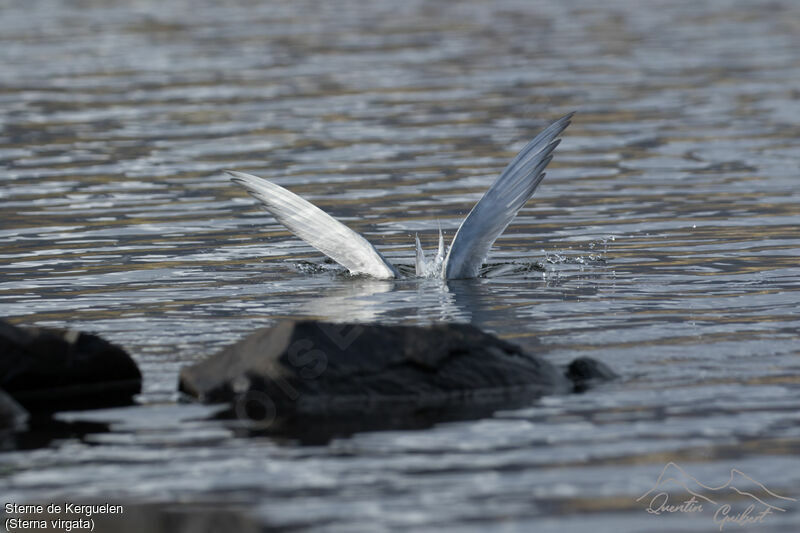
[228,171,399,279]
[443,113,573,279]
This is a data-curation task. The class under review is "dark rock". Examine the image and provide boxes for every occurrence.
[179,320,575,420]
[0,320,141,412]
[0,387,28,432]
[566,356,619,392]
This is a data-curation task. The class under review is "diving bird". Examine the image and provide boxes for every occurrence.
[229,112,573,279]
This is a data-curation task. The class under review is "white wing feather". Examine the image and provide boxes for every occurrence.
[228,171,399,279]
[443,113,573,279]
[414,233,425,276]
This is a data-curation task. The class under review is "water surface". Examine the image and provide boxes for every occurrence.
[2,0,800,531]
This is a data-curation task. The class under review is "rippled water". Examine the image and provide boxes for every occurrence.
[2,0,800,531]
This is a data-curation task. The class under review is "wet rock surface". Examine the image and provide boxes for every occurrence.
[0,320,141,412]
[180,321,613,422]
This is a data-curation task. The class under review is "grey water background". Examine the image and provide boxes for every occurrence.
[1,0,800,531]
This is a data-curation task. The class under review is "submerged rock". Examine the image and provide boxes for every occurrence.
[179,321,614,427]
[0,320,141,411]
[0,388,28,433]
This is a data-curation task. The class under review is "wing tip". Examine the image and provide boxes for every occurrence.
[225,169,252,186]
[551,111,576,135]
[555,111,575,133]
[226,171,275,195]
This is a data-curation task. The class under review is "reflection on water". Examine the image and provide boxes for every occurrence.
[2,0,800,531]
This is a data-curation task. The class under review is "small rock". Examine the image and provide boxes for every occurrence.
[566,356,619,392]
[0,320,141,411]
[179,320,575,419]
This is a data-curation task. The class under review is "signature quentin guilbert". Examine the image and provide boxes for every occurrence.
[637,462,795,530]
